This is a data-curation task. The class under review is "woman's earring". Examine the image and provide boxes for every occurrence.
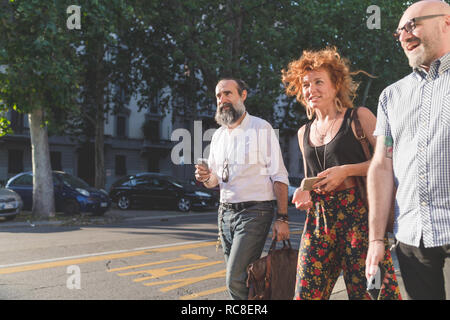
[335,97,343,113]
[306,106,314,120]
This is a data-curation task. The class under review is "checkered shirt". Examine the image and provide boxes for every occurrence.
[374,52,450,248]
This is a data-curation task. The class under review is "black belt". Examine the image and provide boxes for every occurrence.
[219,200,274,211]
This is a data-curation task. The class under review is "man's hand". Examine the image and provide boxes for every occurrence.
[194,164,211,183]
[272,220,290,241]
[365,240,386,280]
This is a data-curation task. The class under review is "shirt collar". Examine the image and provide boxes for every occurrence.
[239,111,250,129]
[438,52,450,74]
[413,52,450,80]
[225,111,250,131]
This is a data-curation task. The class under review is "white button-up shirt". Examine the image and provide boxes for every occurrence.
[208,112,289,203]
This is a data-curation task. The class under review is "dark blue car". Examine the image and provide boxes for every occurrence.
[6,171,111,216]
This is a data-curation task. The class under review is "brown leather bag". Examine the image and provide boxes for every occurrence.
[246,239,298,300]
[351,108,395,233]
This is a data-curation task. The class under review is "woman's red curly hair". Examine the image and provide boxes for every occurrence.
[281,46,365,118]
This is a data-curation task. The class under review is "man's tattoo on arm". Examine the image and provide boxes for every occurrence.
[385,137,393,159]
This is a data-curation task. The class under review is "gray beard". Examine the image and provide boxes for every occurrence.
[215,101,245,126]
[406,32,440,69]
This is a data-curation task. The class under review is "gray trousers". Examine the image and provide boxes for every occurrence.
[218,201,274,300]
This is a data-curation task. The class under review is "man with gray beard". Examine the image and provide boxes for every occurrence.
[366,0,450,300]
[195,78,290,300]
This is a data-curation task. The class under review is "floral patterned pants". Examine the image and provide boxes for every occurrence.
[294,187,402,300]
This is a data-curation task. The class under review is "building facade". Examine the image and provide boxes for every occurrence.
[0,97,303,190]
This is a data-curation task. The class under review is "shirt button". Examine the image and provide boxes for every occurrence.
[421,201,427,206]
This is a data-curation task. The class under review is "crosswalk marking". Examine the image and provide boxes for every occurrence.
[126,261,223,282]
[144,269,227,292]
[0,241,217,275]
[107,254,207,273]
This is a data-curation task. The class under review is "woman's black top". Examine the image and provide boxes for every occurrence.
[303,108,367,177]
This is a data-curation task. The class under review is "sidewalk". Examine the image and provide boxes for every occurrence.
[0,207,208,229]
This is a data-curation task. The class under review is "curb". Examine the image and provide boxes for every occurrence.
[0,209,216,229]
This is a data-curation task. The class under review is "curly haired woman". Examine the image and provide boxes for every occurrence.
[281,47,401,300]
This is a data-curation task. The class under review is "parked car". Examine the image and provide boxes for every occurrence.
[0,188,23,221]
[6,171,111,216]
[109,172,219,212]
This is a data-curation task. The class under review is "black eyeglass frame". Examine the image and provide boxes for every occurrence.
[393,14,446,40]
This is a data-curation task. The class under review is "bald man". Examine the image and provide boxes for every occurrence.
[366,0,450,300]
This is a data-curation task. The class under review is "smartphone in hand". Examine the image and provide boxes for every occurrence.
[366,263,386,300]
[196,158,209,170]
[299,176,325,191]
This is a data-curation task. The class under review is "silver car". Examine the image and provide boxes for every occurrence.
[0,188,23,221]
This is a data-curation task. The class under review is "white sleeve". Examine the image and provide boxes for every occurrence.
[260,123,289,186]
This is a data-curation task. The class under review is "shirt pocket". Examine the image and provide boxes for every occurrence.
[442,93,450,127]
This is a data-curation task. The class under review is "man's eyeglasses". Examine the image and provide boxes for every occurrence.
[222,159,229,183]
[393,14,445,40]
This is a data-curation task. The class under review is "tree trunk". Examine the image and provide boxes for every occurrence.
[362,62,376,107]
[94,103,105,189]
[87,37,106,190]
[224,0,243,77]
[28,108,55,218]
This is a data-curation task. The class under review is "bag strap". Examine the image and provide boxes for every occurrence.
[351,107,372,160]
[268,238,292,254]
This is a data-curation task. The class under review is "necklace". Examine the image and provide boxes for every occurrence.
[313,116,337,171]
[314,117,338,144]
[314,144,326,172]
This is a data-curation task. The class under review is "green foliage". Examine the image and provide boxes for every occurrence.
[0,0,80,136]
[140,0,412,134]
[0,0,419,139]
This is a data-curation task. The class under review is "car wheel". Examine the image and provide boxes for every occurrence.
[64,200,80,215]
[117,195,131,210]
[177,197,191,212]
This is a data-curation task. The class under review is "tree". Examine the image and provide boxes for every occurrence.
[150,0,411,132]
[1,0,415,202]
[0,0,80,218]
[66,0,170,189]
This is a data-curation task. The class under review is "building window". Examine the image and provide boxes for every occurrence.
[116,115,127,137]
[143,120,159,141]
[50,151,62,171]
[8,150,24,174]
[115,155,127,176]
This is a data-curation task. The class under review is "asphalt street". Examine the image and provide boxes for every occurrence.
[0,206,448,300]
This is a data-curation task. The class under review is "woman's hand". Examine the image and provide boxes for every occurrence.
[314,166,348,192]
[292,188,313,210]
